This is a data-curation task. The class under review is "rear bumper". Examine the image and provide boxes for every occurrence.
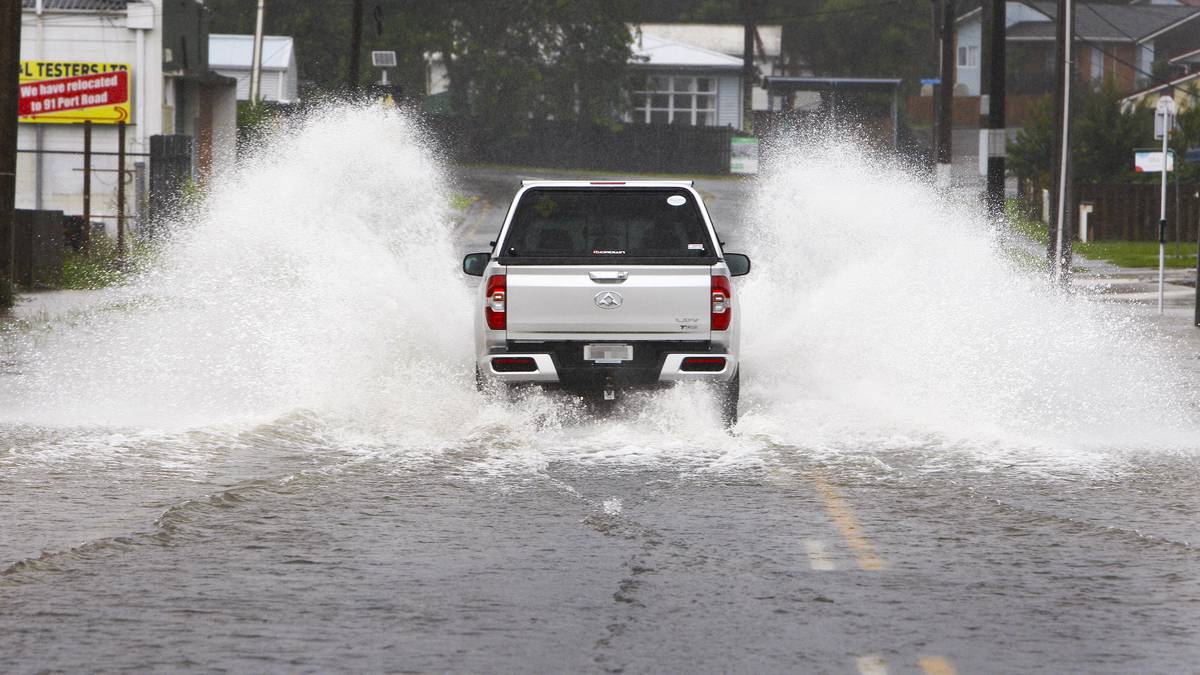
[479,341,736,389]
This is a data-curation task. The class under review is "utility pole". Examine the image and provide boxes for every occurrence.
[249,0,266,105]
[1048,0,1074,284]
[981,0,1006,217]
[0,0,21,307]
[741,0,756,134]
[348,0,364,93]
[936,0,956,189]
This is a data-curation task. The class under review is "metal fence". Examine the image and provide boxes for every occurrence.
[423,116,734,175]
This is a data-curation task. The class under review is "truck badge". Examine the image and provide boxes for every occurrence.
[594,291,623,309]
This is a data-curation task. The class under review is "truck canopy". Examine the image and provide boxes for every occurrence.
[498,187,718,265]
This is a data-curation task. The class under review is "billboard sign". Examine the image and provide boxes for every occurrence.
[18,61,131,124]
[1134,150,1174,173]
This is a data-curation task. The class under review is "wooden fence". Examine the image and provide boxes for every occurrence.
[422,116,734,175]
[1075,182,1200,242]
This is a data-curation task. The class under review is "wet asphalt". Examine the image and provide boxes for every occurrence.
[0,165,1197,673]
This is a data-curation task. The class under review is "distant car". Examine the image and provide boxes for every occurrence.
[463,180,750,426]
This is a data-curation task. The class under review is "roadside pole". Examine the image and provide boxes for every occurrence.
[0,0,20,306]
[983,0,1007,217]
[83,121,92,254]
[117,120,126,264]
[741,0,755,134]
[936,0,955,190]
[1155,95,1175,315]
[347,0,364,93]
[249,0,265,105]
[1048,0,1074,284]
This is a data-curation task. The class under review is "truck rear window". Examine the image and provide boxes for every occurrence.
[499,188,716,263]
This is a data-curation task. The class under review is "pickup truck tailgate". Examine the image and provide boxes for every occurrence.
[506,265,711,338]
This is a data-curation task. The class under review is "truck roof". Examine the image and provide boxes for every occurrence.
[518,180,695,188]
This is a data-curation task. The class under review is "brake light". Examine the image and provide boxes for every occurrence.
[681,357,727,372]
[492,356,537,372]
[485,274,506,330]
[711,275,731,331]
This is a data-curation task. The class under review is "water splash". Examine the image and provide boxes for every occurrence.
[737,133,1200,455]
[1,111,1195,469]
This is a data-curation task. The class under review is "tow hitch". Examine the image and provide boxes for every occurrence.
[603,376,617,401]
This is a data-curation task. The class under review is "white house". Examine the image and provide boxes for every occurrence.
[627,33,745,128]
[425,25,790,129]
[634,23,788,112]
[16,0,236,233]
[209,34,299,104]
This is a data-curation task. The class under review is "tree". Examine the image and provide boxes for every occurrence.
[1009,80,1155,193]
[438,0,635,131]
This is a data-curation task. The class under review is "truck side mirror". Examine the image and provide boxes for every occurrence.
[725,253,751,276]
[463,252,490,276]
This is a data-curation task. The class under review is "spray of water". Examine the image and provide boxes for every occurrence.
[738,133,1200,456]
[1,108,1195,468]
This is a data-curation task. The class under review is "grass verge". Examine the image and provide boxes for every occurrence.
[1074,241,1197,269]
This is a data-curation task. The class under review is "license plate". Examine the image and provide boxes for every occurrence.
[584,344,633,364]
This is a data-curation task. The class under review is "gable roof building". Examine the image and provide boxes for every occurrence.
[954,1,1200,96]
[209,34,299,104]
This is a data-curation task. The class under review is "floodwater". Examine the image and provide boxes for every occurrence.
[2,106,1198,673]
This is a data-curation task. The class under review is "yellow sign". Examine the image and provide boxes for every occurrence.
[18,61,132,124]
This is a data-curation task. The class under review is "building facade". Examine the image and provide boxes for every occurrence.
[17,0,236,234]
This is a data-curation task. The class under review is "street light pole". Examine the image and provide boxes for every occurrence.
[249,0,265,105]
[1155,95,1175,315]
[1048,0,1074,284]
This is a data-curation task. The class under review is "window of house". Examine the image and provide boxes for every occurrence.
[957,45,978,69]
[632,75,718,126]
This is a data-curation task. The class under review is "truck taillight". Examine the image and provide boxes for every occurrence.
[711,275,731,331]
[485,274,506,330]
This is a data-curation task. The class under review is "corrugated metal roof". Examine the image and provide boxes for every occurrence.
[208,34,295,70]
[21,0,132,10]
[635,24,783,59]
[631,34,744,69]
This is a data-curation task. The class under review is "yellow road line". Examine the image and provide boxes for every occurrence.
[809,468,884,571]
[918,655,958,675]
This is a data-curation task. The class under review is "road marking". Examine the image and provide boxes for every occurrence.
[809,469,884,571]
[804,539,835,571]
[856,654,889,675]
[919,656,958,675]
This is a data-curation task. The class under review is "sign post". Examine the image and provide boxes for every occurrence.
[1154,95,1176,315]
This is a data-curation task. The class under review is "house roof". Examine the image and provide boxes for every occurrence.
[21,0,132,10]
[959,1,1200,41]
[1020,2,1200,42]
[1120,69,1200,105]
[209,34,295,70]
[630,33,745,70]
[634,23,782,59]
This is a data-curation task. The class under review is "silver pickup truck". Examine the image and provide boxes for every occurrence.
[463,180,750,426]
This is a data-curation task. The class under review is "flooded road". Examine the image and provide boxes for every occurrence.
[2,107,1199,672]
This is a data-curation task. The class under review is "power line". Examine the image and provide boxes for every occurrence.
[1074,4,1200,104]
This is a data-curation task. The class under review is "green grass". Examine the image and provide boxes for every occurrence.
[60,238,155,289]
[449,192,476,211]
[1073,241,1197,269]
